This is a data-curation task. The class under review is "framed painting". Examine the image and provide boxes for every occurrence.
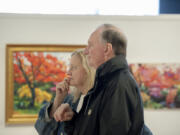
[129,63,180,109]
[6,44,86,124]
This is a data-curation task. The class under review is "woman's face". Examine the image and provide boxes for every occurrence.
[67,55,87,87]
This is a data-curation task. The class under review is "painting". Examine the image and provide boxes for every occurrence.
[6,44,85,124]
[130,63,180,109]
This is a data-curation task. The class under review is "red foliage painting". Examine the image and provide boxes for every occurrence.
[6,45,85,124]
[13,52,68,114]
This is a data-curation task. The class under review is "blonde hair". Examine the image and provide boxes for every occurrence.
[70,49,96,102]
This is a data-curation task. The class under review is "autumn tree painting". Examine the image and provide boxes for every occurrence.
[13,52,67,114]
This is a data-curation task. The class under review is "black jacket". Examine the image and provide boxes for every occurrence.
[65,55,144,135]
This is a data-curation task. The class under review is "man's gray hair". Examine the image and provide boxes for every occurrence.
[100,24,127,56]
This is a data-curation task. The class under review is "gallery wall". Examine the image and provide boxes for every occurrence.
[0,13,180,135]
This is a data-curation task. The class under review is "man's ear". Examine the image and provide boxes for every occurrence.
[104,43,113,56]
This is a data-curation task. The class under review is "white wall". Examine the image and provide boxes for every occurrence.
[0,13,180,135]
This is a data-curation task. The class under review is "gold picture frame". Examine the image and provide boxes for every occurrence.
[6,44,85,124]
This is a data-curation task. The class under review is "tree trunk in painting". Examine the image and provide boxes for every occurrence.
[18,57,35,107]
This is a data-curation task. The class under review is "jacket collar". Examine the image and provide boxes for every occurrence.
[96,54,129,78]
[86,54,128,96]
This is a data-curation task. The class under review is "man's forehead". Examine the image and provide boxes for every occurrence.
[87,33,94,44]
[89,30,98,39]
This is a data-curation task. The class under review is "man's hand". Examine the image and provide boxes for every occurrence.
[54,103,74,122]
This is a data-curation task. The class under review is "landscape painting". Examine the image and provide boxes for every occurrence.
[6,44,85,124]
[130,63,180,109]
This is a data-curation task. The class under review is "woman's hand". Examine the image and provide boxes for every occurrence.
[50,77,71,118]
[55,78,70,100]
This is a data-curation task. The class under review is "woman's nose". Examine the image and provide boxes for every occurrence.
[67,69,72,75]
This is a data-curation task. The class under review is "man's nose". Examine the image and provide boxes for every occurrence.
[83,47,88,55]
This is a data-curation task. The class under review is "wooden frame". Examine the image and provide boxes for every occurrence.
[6,44,85,124]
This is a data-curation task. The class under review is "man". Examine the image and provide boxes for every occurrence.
[57,24,149,135]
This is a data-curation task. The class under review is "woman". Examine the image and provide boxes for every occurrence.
[35,49,95,135]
